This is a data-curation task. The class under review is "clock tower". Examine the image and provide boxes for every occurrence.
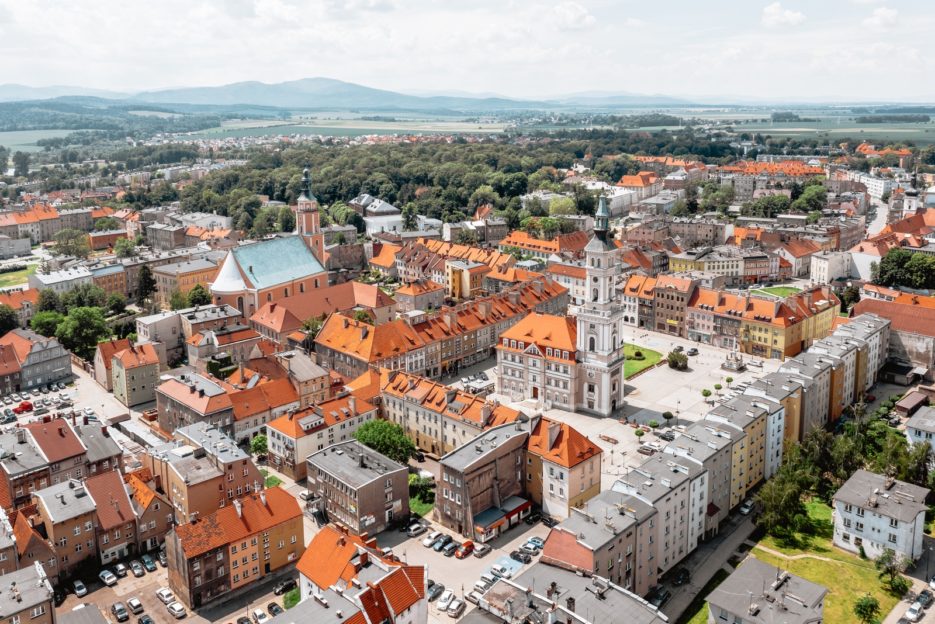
[296,166,324,263]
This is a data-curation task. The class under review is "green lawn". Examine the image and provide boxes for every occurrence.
[260,468,282,488]
[0,265,36,288]
[752,501,901,623]
[624,343,662,378]
[753,286,801,298]
[283,587,300,609]
[677,568,730,624]
[410,493,434,517]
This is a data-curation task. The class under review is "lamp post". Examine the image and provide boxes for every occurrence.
[676,400,681,427]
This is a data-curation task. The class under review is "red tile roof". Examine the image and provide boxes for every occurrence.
[0,289,38,312]
[96,338,132,373]
[499,313,577,357]
[526,418,601,468]
[251,282,395,336]
[174,487,300,558]
[229,378,298,421]
[24,418,85,463]
[113,342,160,369]
[85,470,135,530]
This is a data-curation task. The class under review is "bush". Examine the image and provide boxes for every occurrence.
[633,350,645,360]
[283,588,300,609]
[889,575,910,596]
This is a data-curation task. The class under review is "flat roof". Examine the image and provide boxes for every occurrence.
[307,440,406,489]
[707,558,825,624]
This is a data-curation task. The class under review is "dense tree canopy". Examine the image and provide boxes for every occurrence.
[354,420,416,465]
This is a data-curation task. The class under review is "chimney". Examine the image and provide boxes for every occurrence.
[101,426,109,438]
[259,490,267,506]
[348,396,357,416]
[58,426,65,437]
[547,419,561,449]
[232,499,242,518]
[481,403,492,425]
[198,389,205,398]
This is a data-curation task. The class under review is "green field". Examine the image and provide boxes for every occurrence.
[0,265,36,288]
[191,117,507,138]
[624,343,662,377]
[410,493,434,517]
[752,286,801,298]
[0,129,91,153]
[752,501,901,623]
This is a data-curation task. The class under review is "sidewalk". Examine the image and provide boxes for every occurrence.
[662,515,756,621]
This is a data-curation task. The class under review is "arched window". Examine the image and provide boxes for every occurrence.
[588,336,596,351]
[236,296,244,314]
[284,288,289,297]
[267,293,272,302]
[592,288,598,302]
[612,333,618,350]
[299,283,305,293]
[314,278,320,288]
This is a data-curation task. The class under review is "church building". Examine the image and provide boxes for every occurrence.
[211,168,328,317]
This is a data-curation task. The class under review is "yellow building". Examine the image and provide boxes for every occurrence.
[154,258,218,309]
[446,259,489,301]
[706,396,768,509]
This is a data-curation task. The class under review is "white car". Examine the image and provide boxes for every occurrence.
[437,589,455,611]
[156,588,175,605]
[167,602,186,619]
[84,407,95,416]
[422,530,442,548]
[490,564,512,579]
[98,569,118,586]
[738,499,755,516]
[906,602,924,623]
[73,580,88,597]
[447,598,465,617]
[252,609,270,624]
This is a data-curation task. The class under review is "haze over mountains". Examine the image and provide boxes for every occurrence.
[0,77,693,111]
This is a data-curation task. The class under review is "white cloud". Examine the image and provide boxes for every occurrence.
[552,2,596,30]
[761,2,805,27]
[863,6,898,27]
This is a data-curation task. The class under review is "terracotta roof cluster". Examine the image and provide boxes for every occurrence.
[316,278,568,366]
[778,239,821,259]
[526,417,601,468]
[173,487,300,558]
[485,265,542,284]
[395,280,443,296]
[633,155,706,171]
[186,225,233,240]
[546,264,586,280]
[616,171,660,188]
[0,329,50,366]
[688,285,839,328]
[84,470,135,530]
[719,160,825,177]
[251,282,395,336]
[0,204,59,227]
[229,378,298,422]
[499,230,590,256]
[498,312,577,357]
[23,418,85,464]
[853,297,935,337]
[266,392,374,439]
[418,238,514,270]
[124,468,158,510]
[856,143,912,158]
[369,243,402,269]
[655,274,695,293]
[620,247,655,272]
[382,370,521,427]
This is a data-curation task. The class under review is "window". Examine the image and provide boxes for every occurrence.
[889,533,897,544]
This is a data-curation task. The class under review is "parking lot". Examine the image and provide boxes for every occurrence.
[378,513,550,623]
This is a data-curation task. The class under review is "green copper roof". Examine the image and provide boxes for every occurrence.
[232,236,324,290]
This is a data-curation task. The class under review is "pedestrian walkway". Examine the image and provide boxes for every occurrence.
[662,516,756,621]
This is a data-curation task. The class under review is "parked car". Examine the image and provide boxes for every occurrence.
[237,618,251,624]
[647,586,671,608]
[510,550,532,564]
[437,590,455,611]
[84,407,95,415]
[447,599,465,618]
[407,523,427,538]
[141,554,157,571]
[465,591,483,605]
[455,541,474,559]
[158,550,168,567]
[73,580,88,597]
[687,348,699,356]
[156,588,175,604]
[673,345,684,353]
[252,609,270,624]
[542,515,559,528]
[490,564,512,579]
[442,542,459,557]
[524,512,542,525]
[273,579,297,596]
[127,598,144,615]
[527,536,544,549]
[905,602,924,622]
[130,560,145,577]
[658,430,676,442]
[267,603,284,617]
[138,616,155,624]
[111,603,130,623]
[473,543,492,558]
[433,535,453,552]
[422,530,443,547]
[518,544,539,556]
[427,582,445,601]
[918,589,933,609]
[166,602,186,619]
[672,568,690,587]
[99,569,118,586]
[739,499,755,516]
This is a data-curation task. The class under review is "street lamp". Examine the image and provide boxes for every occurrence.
[676,400,681,427]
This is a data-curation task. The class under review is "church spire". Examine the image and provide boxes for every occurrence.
[299,165,314,202]
[595,194,609,240]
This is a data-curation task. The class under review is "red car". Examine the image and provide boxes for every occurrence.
[455,541,474,559]
[12,401,32,414]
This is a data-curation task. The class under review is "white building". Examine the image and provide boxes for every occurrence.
[28,266,92,294]
[832,470,929,561]
[809,250,853,284]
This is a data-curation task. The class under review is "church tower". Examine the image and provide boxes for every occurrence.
[296,166,325,263]
[574,195,626,415]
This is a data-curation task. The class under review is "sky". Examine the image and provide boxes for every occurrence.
[1,0,932,102]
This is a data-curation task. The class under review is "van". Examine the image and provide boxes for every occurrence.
[479,573,497,587]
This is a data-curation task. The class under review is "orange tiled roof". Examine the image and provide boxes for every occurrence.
[344,368,392,403]
[623,274,658,301]
[419,238,515,270]
[856,143,912,158]
[174,487,300,558]
[718,160,824,177]
[113,342,160,369]
[124,470,157,509]
[156,377,233,414]
[24,418,85,463]
[382,370,521,427]
[498,312,577,357]
[0,288,38,311]
[0,343,21,377]
[266,393,375,438]
[315,314,425,362]
[499,230,590,255]
[229,378,298,421]
[778,239,821,258]
[526,417,601,468]
[546,264,586,280]
[369,243,402,269]
[296,525,390,589]
[252,282,394,336]
[617,171,659,188]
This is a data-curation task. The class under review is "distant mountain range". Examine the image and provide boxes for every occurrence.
[0,77,695,112]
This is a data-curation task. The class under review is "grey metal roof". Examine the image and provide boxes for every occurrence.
[57,604,109,624]
[0,429,47,478]
[441,422,530,472]
[307,440,406,490]
[559,490,642,551]
[664,422,732,461]
[833,469,929,522]
[174,422,248,463]
[614,453,691,503]
[275,351,328,382]
[486,564,667,624]
[74,424,122,465]
[907,406,935,434]
[266,586,360,624]
[152,258,217,276]
[706,558,826,624]
[0,563,54,619]
[34,479,96,523]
